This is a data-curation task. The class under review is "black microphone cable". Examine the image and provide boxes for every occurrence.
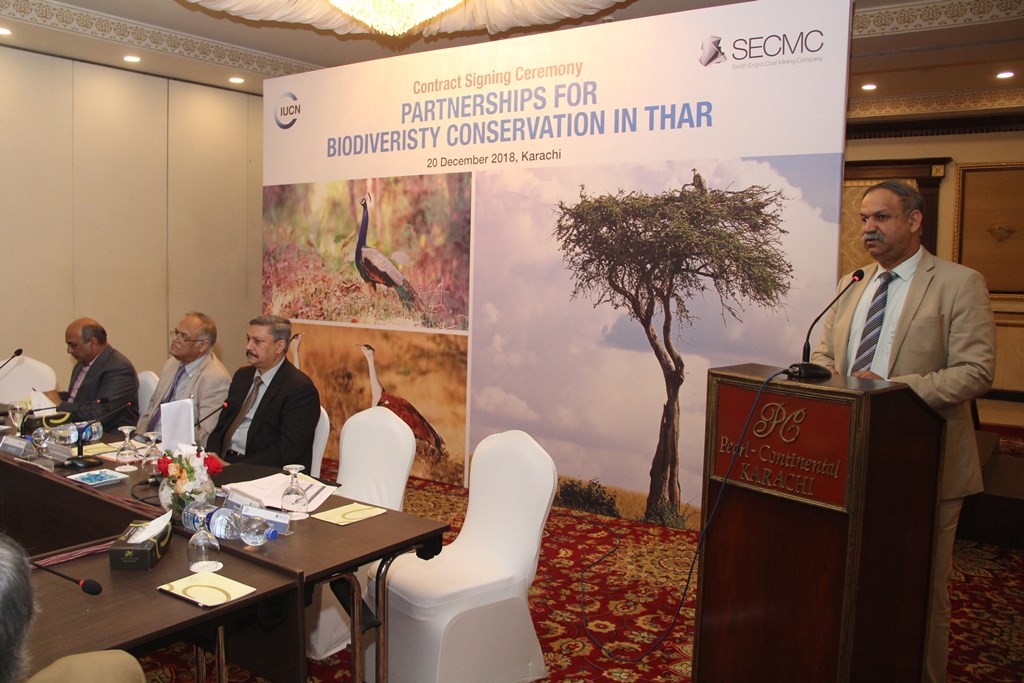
[578,368,788,663]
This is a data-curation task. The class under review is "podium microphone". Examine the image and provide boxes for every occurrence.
[0,348,23,373]
[787,269,864,380]
[30,560,103,595]
[195,401,229,428]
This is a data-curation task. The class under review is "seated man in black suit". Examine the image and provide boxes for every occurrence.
[206,315,320,472]
[44,318,139,431]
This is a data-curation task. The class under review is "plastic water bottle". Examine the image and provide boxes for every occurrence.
[182,501,218,532]
[209,508,277,544]
[183,504,277,544]
[74,420,103,442]
[239,516,279,546]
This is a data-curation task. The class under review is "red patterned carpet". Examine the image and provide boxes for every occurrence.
[141,455,1024,682]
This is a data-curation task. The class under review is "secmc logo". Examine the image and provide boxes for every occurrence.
[274,92,301,130]
[698,35,727,67]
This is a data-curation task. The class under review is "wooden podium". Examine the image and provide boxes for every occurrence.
[693,364,944,682]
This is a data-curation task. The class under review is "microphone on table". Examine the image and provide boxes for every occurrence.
[30,560,103,595]
[0,348,23,373]
[73,401,132,458]
[786,269,865,380]
[91,399,134,420]
[195,401,229,428]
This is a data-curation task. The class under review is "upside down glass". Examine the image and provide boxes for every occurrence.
[186,502,222,573]
[281,464,309,521]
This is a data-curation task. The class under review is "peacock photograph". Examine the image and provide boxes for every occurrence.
[262,173,471,330]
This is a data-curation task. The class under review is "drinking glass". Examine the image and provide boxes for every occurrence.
[281,464,309,521]
[114,425,139,473]
[30,426,51,455]
[8,400,29,435]
[141,431,162,476]
[187,503,223,573]
[30,427,54,471]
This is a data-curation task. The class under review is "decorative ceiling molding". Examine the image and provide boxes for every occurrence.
[848,87,1024,119]
[0,0,317,77]
[852,0,1024,38]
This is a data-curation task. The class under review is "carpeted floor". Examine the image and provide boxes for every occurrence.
[141,442,1024,682]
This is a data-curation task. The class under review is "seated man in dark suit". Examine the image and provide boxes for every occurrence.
[206,315,320,472]
[44,318,139,431]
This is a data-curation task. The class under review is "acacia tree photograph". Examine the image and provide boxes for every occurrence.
[468,158,840,527]
[553,180,793,522]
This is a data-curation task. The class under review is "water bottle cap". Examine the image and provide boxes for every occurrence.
[266,528,278,540]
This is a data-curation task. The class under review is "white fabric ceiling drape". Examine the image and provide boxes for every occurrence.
[186,0,627,36]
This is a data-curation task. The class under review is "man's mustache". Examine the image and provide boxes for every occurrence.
[863,230,884,243]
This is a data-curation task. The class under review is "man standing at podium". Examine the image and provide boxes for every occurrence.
[812,180,996,682]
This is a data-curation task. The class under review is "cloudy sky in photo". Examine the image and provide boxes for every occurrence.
[468,155,844,505]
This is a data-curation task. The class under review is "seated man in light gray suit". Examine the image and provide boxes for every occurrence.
[137,311,231,448]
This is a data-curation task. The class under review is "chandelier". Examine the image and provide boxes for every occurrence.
[186,0,626,38]
[328,0,463,36]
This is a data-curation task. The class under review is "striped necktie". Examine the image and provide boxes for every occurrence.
[221,374,262,453]
[850,270,895,373]
[147,364,187,431]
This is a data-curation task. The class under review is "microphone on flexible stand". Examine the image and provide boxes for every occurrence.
[73,400,133,458]
[787,269,865,380]
[30,560,103,595]
[0,348,23,373]
[195,401,229,428]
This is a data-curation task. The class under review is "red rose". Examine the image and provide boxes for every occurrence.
[157,455,171,477]
[204,454,223,476]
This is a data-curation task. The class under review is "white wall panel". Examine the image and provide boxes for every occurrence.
[168,81,260,371]
[72,62,168,376]
[0,48,74,382]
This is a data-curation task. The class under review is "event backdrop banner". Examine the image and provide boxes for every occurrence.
[263,0,853,526]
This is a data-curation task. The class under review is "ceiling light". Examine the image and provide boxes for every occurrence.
[861,83,877,91]
[0,27,12,36]
[124,55,141,63]
[229,77,245,84]
[996,71,1014,79]
[328,0,462,36]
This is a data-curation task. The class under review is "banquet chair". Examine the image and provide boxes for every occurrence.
[0,355,57,404]
[136,371,159,416]
[305,406,416,661]
[367,429,557,683]
[310,405,330,478]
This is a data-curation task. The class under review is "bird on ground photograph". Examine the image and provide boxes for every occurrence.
[357,343,448,462]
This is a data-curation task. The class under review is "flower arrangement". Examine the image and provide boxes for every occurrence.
[156,444,221,517]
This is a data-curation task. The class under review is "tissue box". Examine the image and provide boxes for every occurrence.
[109,520,173,570]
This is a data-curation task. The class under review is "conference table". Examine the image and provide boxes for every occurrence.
[2,450,448,683]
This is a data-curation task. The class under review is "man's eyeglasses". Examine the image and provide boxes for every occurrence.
[170,330,207,344]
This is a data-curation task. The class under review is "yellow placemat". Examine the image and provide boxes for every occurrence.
[313,502,387,526]
[158,572,256,607]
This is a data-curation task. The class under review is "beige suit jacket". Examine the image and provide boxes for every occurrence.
[811,250,996,500]
[136,352,231,448]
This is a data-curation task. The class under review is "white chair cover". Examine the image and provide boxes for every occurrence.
[136,371,159,417]
[367,429,556,683]
[305,406,415,660]
[310,405,330,478]
[0,355,58,404]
